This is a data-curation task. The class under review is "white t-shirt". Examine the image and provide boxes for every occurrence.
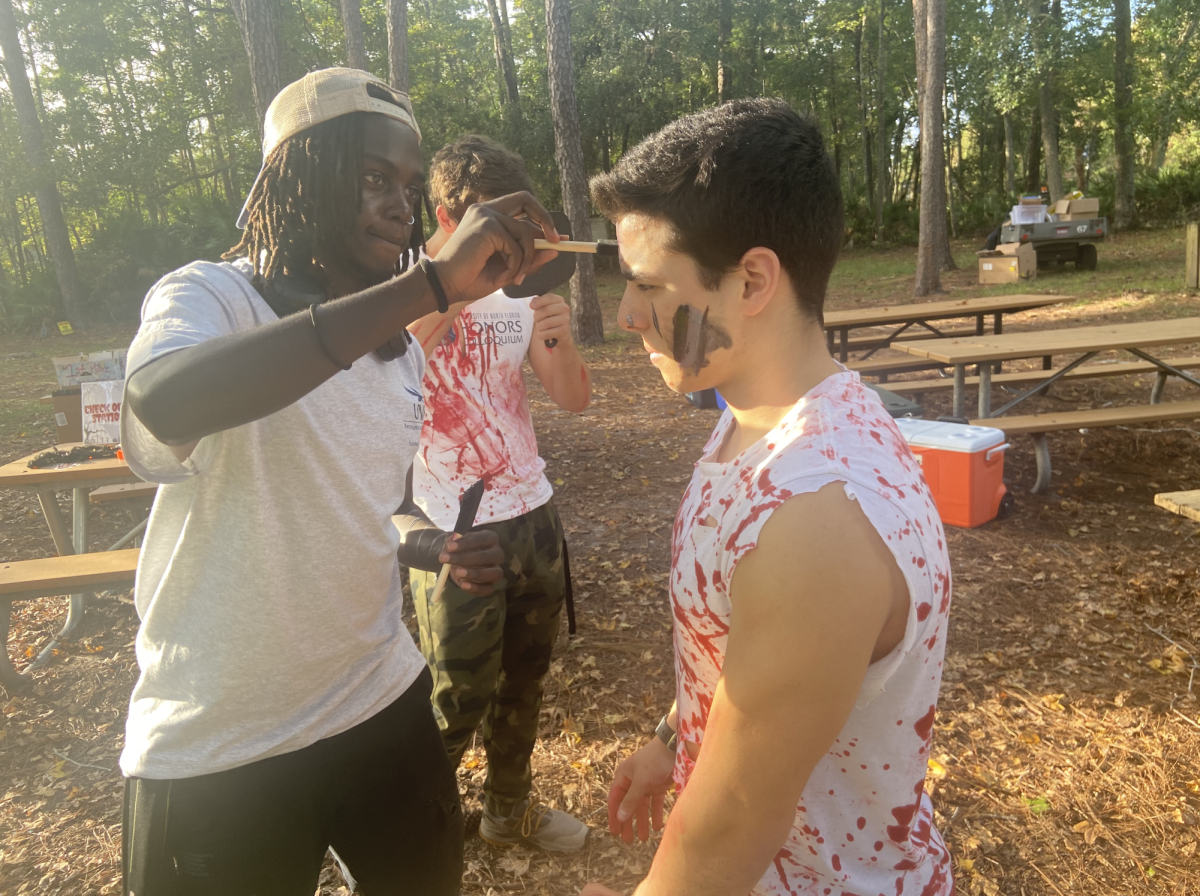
[670,370,954,896]
[413,290,553,530]
[118,258,428,780]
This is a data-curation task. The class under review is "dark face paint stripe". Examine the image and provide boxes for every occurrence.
[651,303,662,338]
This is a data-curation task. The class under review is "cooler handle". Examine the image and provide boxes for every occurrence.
[985,443,1010,462]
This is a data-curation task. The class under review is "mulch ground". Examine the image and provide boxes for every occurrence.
[2,265,1199,895]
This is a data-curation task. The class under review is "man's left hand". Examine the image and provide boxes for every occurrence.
[531,293,572,345]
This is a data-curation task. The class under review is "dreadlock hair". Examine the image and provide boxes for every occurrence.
[224,91,429,287]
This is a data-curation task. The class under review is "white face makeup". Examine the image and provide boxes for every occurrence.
[616,213,735,392]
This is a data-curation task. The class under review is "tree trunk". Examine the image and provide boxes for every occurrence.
[485,0,520,111]
[1030,0,1064,201]
[873,0,889,242]
[386,0,409,92]
[1073,141,1089,194]
[912,0,951,295]
[855,15,874,204]
[1113,0,1136,230]
[340,0,367,71]
[1002,111,1016,196]
[717,0,732,104]
[1023,110,1041,194]
[0,0,87,326]
[230,0,282,133]
[544,0,603,346]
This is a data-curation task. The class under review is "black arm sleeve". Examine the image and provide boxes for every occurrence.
[393,466,449,573]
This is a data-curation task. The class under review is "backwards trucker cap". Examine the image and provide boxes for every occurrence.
[236,68,422,229]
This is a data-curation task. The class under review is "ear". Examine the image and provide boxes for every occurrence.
[435,205,459,234]
[738,247,781,318]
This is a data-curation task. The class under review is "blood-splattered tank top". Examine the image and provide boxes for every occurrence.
[670,369,954,896]
[414,291,553,530]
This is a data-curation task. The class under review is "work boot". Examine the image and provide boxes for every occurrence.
[479,798,589,854]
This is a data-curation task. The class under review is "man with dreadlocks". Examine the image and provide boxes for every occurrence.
[116,69,560,896]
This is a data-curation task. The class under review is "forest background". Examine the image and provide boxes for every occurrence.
[0,0,1197,335]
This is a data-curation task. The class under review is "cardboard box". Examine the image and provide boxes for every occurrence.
[1057,212,1097,222]
[51,387,83,443]
[1053,199,1072,215]
[978,243,1036,283]
[1019,195,1044,205]
[1068,198,1100,215]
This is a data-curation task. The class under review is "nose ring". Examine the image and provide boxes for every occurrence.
[406,215,415,226]
[625,314,634,327]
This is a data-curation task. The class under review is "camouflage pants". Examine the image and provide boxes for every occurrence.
[410,501,565,816]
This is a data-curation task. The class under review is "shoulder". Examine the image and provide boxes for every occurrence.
[141,259,257,322]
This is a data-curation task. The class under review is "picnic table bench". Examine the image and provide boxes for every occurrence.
[0,445,144,691]
[892,318,1200,493]
[887,356,1200,400]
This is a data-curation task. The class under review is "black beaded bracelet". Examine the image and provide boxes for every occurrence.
[309,303,352,371]
[418,257,450,314]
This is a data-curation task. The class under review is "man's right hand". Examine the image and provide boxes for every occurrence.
[431,192,561,302]
[607,737,676,844]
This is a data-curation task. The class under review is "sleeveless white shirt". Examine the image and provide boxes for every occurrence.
[670,369,954,896]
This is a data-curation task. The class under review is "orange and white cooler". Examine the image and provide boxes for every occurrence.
[894,419,1009,528]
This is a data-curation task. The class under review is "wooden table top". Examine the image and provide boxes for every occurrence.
[0,443,136,491]
[891,317,1200,364]
[823,294,1064,329]
[1154,490,1200,524]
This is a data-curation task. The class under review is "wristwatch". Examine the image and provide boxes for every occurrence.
[654,715,678,753]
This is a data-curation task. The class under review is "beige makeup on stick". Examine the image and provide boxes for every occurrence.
[533,239,619,256]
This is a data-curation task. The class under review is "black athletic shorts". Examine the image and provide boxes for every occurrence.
[122,667,463,896]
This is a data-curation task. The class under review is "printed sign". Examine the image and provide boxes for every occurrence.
[57,321,74,335]
[81,379,124,445]
[52,350,127,388]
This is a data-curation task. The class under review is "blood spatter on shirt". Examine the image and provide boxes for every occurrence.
[415,296,551,530]
[668,370,953,895]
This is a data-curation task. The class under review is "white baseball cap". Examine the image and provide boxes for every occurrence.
[236,67,422,229]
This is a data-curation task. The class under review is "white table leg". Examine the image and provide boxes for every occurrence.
[62,488,89,640]
[978,364,992,418]
[952,365,966,418]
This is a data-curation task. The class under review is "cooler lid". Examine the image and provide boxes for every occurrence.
[894,418,1007,452]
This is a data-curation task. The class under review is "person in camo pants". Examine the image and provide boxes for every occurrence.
[405,134,593,853]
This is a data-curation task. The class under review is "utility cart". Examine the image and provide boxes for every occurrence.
[1000,216,1107,270]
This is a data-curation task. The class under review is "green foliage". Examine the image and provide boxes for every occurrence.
[0,0,1195,322]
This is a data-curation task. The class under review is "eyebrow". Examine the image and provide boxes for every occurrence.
[620,265,648,282]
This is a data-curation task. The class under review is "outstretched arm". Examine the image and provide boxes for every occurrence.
[587,483,910,896]
[127,194,560,453]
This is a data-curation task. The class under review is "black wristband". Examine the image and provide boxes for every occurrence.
[655,715,678,753]
[308,303,352,371]
[418,257,450,314]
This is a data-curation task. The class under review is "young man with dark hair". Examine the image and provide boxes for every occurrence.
[581,99,954,896]
[404,134,591,853]
[117,69,561,895]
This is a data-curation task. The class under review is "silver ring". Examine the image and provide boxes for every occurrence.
[406,215,415,226]
[625,314,634,326]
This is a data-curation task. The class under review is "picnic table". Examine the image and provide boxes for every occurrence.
[823,294,1065,363]
[0,444,142,679]
[1154,491,1200,523]
[891,318,1200,419]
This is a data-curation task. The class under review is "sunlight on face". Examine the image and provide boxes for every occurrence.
[616,213,736,393]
